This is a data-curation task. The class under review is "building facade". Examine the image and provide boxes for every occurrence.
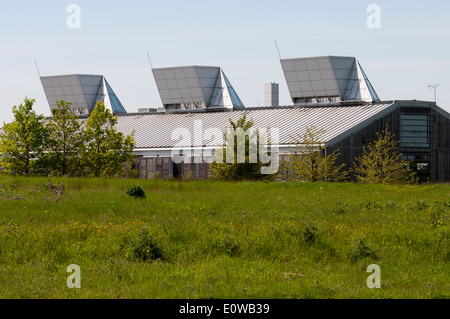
[36,56,450,182]
[118,100,450,183]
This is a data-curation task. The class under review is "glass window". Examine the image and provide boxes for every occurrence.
[105,79,127,113]
[403,153,432,181]
[401,131,428,138]
[222,72,244,108]
[401,143,430,148]
[402,115,428,120]
[358,61,380,101]
[402,125,429,132]
[401,137,429,143]
[417,163,430,171]
[401,119,429,126]
[400,114,430,148]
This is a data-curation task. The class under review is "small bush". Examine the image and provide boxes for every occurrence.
[45,180,65,196]
[129,227,164,262]
[348,238,378,262]
[333,201,353,214]
[126,186,146,199]
[151,172,160,180]
[216,234,241,257]
[302,225,318,246]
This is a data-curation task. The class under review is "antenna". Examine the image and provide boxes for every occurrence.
[428,83,442,103]
[274,40,282,60]
[34,59,42,77]
[146,50,154,69]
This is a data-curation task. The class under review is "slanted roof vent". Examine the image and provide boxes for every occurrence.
[152,65,244,111]
[280,56,380,106]
[40,74,127,115]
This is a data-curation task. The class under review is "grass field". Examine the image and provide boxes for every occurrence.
[0,176,449,299]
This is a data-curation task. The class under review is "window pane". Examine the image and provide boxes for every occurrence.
[401,137,429,143]
[401,115,428,120]
[417,163,430,171]
[402,125,429,132]
[400,113,431,149]
[401,119,429,126]
[401,143,430,148]
[401,131,428,137]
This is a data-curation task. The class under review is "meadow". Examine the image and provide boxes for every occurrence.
[0,176,448,299]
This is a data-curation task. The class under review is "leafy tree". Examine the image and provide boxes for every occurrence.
[44,100,83,176]
[281,126,348,182]
[79,101,135,177]
[0,98,47,175]
[353,125,415,184]
[210,114,274,181]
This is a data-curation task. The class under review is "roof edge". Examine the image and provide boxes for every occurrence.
[40,74,103,78]
[327,101,397,146]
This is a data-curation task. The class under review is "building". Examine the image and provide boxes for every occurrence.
[265,83,279,107]
[116,100,450,182]
[37,56,450,182]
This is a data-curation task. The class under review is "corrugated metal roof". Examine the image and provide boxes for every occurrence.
[115,102,397,149]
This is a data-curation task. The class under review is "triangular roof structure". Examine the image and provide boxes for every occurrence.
[280,56,380,105]
[208,69,245,108]
[40,74,127,115]
[152,65,244,111]
[95,77,127,114]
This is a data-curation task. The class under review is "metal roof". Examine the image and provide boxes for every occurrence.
[115,102,397,149]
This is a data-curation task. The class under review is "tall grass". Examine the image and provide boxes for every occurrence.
[0,176,449,298]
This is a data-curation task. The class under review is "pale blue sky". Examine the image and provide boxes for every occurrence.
[1,0,450,125]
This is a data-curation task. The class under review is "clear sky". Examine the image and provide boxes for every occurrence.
[1,0,449,125]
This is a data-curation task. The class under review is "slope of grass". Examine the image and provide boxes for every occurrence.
[0,176,449,298]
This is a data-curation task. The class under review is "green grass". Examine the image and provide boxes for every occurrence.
[0,176,449,298]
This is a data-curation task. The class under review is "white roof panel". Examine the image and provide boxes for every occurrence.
[115,102,397,149]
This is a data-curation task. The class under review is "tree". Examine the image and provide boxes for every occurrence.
[0,98,47,175]
[280,126,348,182]
[79,101,135,177]
[353,125,415,184]
[210,114,274,181]
[44,100,83,176]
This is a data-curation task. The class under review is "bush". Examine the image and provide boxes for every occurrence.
[129,227,163,262]
[348,238,378,262]
[216,234,241,257]
[302,225,318,246]
[209,114,275,181]
[126,186,146,199]
[353,125,415,184]
[45,180,65,196]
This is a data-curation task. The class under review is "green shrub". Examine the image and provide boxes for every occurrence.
[333,201,353,214]
[348,238,378,262]
[216,234,241,257]
[302,225,318,246]
[129,227,163,262]
[126,185,146,199]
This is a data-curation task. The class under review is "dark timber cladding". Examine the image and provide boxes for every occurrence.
[435,107,450,183]
[138,156,210,179]
[327,101,450,183]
